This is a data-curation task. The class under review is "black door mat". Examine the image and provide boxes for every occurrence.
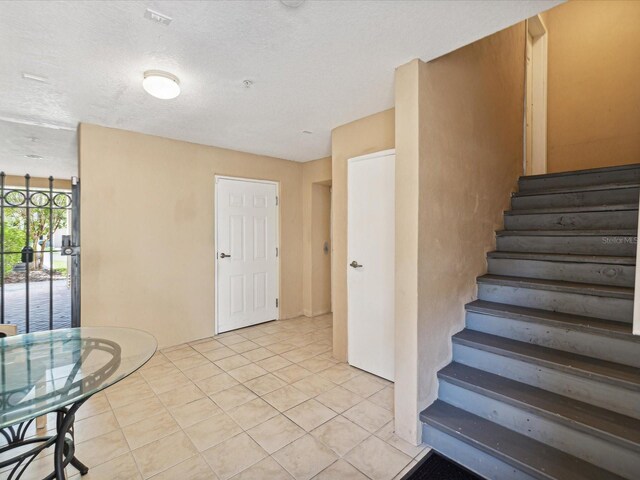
[402,451,482,480]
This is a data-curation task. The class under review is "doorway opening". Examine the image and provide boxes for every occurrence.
[0,172,80,334]
[214,176,280,334]
[310,180,332,317]
[525,14,548,176]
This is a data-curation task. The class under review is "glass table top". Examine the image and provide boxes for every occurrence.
[0,327,157,429]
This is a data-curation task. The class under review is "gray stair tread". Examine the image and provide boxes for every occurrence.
[505,204,638,215]
[429,165,640,477]
[513,181,640,197]
[439,363,640,451]
[520,163,640,181]
[487,251,636,265]
[453,330,640,391]
[477,274,634,299]
[466,300,637,340]
[496,229,636,236]
[421,401,625,480]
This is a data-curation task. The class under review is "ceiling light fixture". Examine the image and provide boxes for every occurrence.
[302,130,313,134]
[142,70,180,99]
[280,0,305,7]
[242,79,253,88]
[25,154,43,160]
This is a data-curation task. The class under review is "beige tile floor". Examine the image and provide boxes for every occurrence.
[3,314,428,480]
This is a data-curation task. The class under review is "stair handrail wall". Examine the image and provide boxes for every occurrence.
[634,198,640,335]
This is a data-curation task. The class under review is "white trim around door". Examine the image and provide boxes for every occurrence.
[214,176,280,334]
[525,14,548,175]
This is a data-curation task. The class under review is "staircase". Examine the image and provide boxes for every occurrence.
[420,164,640,480]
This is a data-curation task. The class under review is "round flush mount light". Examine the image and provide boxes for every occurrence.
[280,0,305,7]
[142,70,180,99]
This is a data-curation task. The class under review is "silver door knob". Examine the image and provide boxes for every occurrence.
[220,253,231,258]
[350,261,363,268]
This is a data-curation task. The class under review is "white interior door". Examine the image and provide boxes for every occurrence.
[348,150,395,381]
[216,177,279,333]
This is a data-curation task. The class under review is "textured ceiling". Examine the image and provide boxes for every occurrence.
[0,120,76,179]
[0,0,562,178]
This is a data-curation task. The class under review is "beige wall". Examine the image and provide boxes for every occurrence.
[394,23,525,443]
[545,0,640,172]
[79,123,304,348]
[394,59,424,444]
[331,109,395,361]
[311,183,332,315]
[301,157,332,317]
[4,175,71,190]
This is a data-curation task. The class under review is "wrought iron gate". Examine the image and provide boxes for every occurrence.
[0,172,80,333]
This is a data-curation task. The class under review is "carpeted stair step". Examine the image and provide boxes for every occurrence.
[436,363,640,478]
[420,401,625,480]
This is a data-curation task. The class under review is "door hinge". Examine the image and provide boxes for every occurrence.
[276,247,279,257]
[275,196,279,206]
[276,298,279,308]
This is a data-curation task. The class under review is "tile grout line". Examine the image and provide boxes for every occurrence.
[55,314,423,480]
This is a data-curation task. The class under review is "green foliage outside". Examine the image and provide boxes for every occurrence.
[2,190,69,277]
[2,222,23,275]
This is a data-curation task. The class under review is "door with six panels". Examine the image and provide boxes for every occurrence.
[216,177,279,333]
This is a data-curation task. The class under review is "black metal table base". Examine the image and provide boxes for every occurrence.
[0,399,88,480]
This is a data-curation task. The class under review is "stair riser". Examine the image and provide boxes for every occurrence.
[487,258,635,287]
[421,425,537,480]
[519,168,640,192]
[439,382,640,479]
[496,235,637,256]
[453,344,640,419]
[511,187,640,210]
[477,284,633,323]
[466,312,640,368]
[504,210,638,231]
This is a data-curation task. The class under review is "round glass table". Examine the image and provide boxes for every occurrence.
[0,327,157,479]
